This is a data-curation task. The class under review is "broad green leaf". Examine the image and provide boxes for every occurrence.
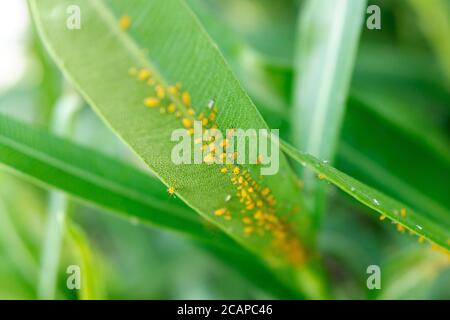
[29,0,315,272]
[0,114,303,298]
[199,19,450,228]
[279,140,450,252]
[291,0,367,227]
[0,113,232,248]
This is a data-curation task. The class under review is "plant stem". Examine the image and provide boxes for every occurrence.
[37,87,82,299]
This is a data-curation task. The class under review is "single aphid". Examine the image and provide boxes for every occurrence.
[138,68,151,81]
[144,97,159,108]
[244,226,254,235]
[167,186,176,196]
[119,15,131,30]
[167,103,176,113]
[400,208,407,217]
[396,224,405,233]
[214,208,227,216]
[379,215,386,221]
[182,92,191,106]
[182,118,193,128]
[155,85,165,99]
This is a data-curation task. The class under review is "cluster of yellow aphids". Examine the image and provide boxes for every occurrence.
[379,208,450,256]
[216,163,304,264]
[128,64,305,264]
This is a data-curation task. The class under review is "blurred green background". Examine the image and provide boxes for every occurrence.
[0,0,449,299]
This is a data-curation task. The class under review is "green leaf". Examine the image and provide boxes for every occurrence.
[0,113,304,298]
[29,0,313,269]
[339,97,450,223]
[0,113,232,248]
[291,0,367,227]
[66,222,105,300]
[279,139,450,252]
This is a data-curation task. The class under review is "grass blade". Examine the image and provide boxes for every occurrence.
[29,0,315,271]
[279,139,450,252]
[0,113,303,298]
[291,0,367,226]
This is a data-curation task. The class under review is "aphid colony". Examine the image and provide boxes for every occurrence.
[216,166,305,264]
[379,207,449,256]
[315,172,449,254]
[129,66,304,264]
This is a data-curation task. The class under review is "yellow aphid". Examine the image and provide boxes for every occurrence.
[233,167,241,175]
[243,217,252,225]
[182,92,191,105]
[167,103,176,113]
[168,85,179,95]
[175,111,182,118]
[318,173,326,180]
[220,167,228,174]
[254,210,263,220]
[167,186,176,196]
[256,200,263,207]
[187,108,195,116]
[400,208,407,218]
[214,208,227,216]
[379,215,386,221]
[138,68,151,81]
[418,236,425,243]
[396,224,405,233]
[209,112,216,121]
[202,118,209,126]
[144,97,159,107]
[182,118,193,128]
[246,203,255,210]
[119,15,131,30]
[244,227,254,235]
[261,188,270,196]
[155,85,165,99]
